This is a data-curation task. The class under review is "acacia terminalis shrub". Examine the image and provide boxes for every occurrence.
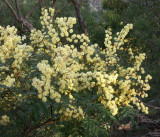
[0,8,152,136]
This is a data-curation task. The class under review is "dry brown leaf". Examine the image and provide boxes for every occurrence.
[118,121,131,130]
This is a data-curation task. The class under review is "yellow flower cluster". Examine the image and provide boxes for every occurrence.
[0,115,10,126]
[0,7,152,122]
[2,75,15,88]
[0,25,33,88]
[103,123,110,131]
[32,60,61,103]
[29,8,152,117]
[57,105,84,121]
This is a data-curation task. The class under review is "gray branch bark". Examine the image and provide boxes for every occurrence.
[2,0,46,31]
[71,0,87,35]
[51,0,57,9]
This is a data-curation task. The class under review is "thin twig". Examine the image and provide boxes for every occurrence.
[15,0,23,19]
